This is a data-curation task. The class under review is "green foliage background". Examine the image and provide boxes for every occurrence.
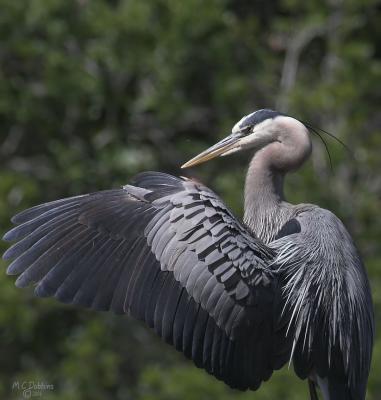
[0,0,380,399]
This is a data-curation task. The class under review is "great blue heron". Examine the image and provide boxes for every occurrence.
[2,109,374,399]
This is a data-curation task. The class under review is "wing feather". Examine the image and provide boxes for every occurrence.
[3,171,287,391]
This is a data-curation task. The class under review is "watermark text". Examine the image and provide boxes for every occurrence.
[12,381,54,399]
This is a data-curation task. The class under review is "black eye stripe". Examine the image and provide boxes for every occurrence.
[239,109,281,131]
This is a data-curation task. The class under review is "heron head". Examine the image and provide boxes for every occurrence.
[181,109,311,169]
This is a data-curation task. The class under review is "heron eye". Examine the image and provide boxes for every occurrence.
[240,126,252,135]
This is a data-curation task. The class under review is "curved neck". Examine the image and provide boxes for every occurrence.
[243,148,289,242]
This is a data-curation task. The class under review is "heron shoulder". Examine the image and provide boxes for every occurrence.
[291,204,355,244]
[271,203,368,284]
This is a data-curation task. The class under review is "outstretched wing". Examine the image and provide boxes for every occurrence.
[2,172,291,391]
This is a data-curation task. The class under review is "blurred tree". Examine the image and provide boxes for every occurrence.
[0,0,380,399]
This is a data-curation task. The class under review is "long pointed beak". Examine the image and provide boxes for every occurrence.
[181,133,242,168]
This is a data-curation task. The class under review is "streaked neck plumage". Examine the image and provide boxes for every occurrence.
[243,147,292,243]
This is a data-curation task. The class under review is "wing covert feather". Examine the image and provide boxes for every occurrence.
[2,172,290,390]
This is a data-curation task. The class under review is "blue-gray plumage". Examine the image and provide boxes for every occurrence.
[2,109,373,400]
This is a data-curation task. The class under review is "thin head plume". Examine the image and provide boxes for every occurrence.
[308,126,334,171]
[299,120,354,158]
[283,113,354,170]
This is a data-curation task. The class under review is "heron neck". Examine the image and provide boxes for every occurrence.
[243,150,287,242]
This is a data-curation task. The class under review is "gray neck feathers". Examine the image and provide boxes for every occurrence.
[243,148,293,243]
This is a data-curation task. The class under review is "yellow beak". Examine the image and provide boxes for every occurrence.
[181,134,241,168]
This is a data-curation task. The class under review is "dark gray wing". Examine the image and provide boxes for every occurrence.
[2,172,291,391]
[270,207,374,400]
